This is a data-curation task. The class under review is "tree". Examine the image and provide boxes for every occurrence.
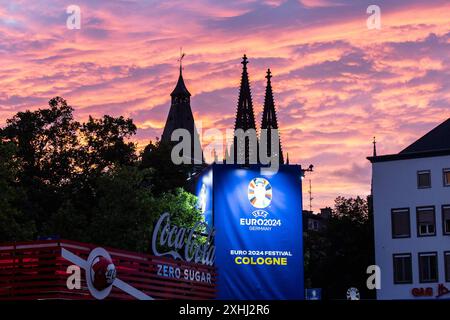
[304,196,375,300]
[0,96,204,254]
[0,97,143,239]
[140,140,192,194]
[85,166,202,252]
[69,114,139,232]
[0,97,80,234]
[79,115,137,177]
[2,97,80,186]
[0,141,35,241]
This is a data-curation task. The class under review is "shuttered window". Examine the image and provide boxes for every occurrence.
[391,209,410,238]
[417,207,436,237]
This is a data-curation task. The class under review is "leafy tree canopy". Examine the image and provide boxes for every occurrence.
[0,97,202,253]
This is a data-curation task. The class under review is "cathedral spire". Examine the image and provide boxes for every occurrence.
[261,68,284,164]
[234,54,257,131]
[233,54,258,164]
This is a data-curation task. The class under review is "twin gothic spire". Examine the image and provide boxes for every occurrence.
[233,55,284,164]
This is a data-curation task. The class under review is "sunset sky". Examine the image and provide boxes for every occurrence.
[1,0,449,210]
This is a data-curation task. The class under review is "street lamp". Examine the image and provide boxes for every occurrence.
[301,164,314,179]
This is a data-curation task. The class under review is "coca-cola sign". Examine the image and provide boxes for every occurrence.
[151,212,215,266]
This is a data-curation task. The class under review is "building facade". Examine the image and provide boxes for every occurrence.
[368,119,450,300]
[302,207,331,233]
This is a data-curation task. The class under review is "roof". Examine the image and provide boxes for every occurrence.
[170,67,191,97]
[400,118,450,154]
[368,118,450,163]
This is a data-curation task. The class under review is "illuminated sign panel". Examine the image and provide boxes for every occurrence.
[196,167,213,226]
[197,164,304,300]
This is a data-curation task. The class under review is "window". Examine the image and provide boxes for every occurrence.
[393,254,412,284]
[417,207,436,237]
[419,252,438,283]
[444,169,450,187]
[308,219,319,231]
[445,252,450,282]
[443,206,450,236]
[391,208,410,238]
[417,170,431,188]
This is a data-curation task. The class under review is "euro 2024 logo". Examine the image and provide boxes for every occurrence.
[243,178,281,231]
[248,177,272,217]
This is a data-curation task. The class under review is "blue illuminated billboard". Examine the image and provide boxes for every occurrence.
[195,167,213,227]
[196,164,304,300]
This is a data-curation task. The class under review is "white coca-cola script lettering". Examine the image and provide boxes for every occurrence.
[151,212,215,266]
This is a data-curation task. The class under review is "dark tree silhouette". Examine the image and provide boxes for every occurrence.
[0,97,202,249]
[140,140,192,194]
[79,115,137,176]
[0,141,35,241]
[1,97,80,232]
[304,196,375,300]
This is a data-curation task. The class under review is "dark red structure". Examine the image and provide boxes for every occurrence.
[0,239,216,300]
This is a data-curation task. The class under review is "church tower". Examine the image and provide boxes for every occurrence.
[261,68,284,164]
[231,54,259,164]
[161,59,202,164]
